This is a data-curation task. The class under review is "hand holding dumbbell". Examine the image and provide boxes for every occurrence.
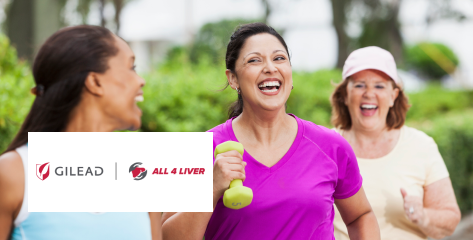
[214,141,253,209]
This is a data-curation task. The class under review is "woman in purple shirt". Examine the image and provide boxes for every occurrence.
[162,23,380,240]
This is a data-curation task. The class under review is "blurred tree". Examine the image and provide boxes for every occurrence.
[355,0,404,65]
[259,0,287,34]
[5,0,62,61]
[189,19,257,65]
[76,0,93,24]
[64,0,131,34]
[99,0,105,27]
[112,0,124,33]
[330,0,404,68]
[426,0,467,25]
[4,0,131,61]
[330,0,351,69]
[261,0,271,24]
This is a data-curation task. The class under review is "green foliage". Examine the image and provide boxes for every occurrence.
[139,60,234,132]
[287,69,342,127]
[408,111,473,214]
[0,34,34,153]
[406,84,473,121]
[405,42,460,80]
[189,19,259,65]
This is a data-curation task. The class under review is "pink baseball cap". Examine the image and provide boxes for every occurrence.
[342,46,400,83]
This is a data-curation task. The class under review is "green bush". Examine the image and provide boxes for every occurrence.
[405,42,459,80]
[140,60,233,132]
[407,111,473,214]
[0,34,34,153]
[287,69,341,127]
[406,84,473,121]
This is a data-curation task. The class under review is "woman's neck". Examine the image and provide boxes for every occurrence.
[233,106,296,146]
[343,124,401,159]
[64,100,116,132]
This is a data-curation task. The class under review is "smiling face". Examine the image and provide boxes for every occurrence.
[97,36,145,130]
[345,69,399,131]
[227,33,292,113]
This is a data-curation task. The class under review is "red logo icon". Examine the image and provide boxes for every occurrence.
[129,162,147,180]
[36,162,50,181]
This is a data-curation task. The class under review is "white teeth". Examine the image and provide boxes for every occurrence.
[135,95,144,102]
[361,104,377,109]
[261,89,278,93]
[258,81,280,88]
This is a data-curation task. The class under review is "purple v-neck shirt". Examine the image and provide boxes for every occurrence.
[205,115,362,240]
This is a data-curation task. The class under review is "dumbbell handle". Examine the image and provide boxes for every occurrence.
[214,141,253,209]
[214,141,245,188]
[230,179,243,188]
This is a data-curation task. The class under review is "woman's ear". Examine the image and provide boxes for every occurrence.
[226,69,239,90]
[84,72,104,96]
[391,87,400,107]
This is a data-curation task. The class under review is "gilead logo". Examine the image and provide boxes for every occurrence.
[129,162,147,181]
[36,162,50,181]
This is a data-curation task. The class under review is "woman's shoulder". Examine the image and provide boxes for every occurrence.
[402,125,436,146]
[0,150,24,186]
[0,149,25,213]
[206,121,227,134]
[298,118,353,158]
[206,120,234,146]
[299,118,347,145]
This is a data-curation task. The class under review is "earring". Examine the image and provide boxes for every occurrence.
[292,85,294,90]
[236,87,241,94]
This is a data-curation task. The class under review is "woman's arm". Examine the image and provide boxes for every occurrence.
[0,151,24,240]
[149,212,163,240]
[334,187,380,240]
[401,177,461,239]
[162,150,246,240]
[161,194,219,240]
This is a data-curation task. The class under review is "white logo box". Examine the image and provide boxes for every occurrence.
[28,132,213,212]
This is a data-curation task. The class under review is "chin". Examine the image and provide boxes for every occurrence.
[259,100,285,111]
[131,120,141,131]
[123,117,141,131]
[359,119,383,130]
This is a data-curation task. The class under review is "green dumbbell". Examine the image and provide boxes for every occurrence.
[214,141,253,210]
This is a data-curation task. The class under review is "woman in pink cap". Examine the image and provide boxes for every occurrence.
[331,46,461,240]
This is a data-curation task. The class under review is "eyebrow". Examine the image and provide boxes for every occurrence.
[243,50,288,60]
[243,52,261,60]
[353,80,388,84]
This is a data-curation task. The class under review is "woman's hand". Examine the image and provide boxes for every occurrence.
[400,188,426,226]
[401,178,461,239]
[213,150,246,200]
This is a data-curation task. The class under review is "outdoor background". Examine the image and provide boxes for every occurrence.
[1,0,472,238]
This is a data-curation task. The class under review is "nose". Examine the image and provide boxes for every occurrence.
[138,75,145,88]
[362,85,376,99]
[263,59,278,74]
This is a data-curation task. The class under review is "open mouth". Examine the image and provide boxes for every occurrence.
[135,95,144,102]
[360,104,378,116]
[258,80,281,94]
